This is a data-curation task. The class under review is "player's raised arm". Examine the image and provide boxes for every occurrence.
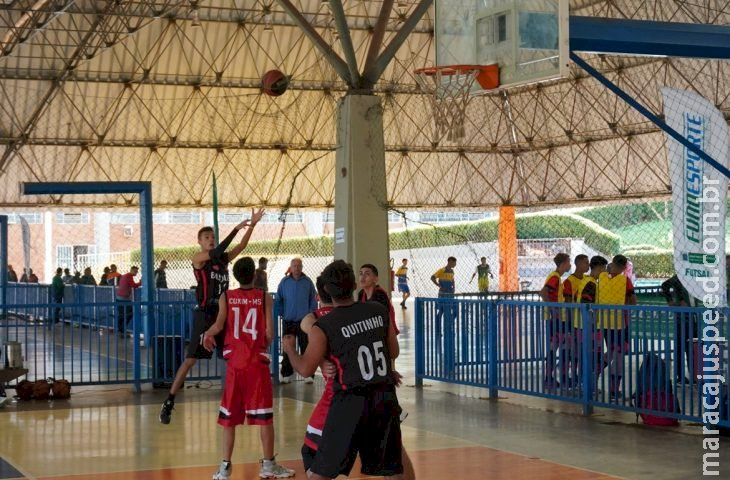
[228,208,265,261]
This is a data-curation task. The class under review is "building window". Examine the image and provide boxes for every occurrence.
[169,212,202,224]
[57,244,96,270]
[111,213,140,224]
[55,212,89,224]
[0,212,43,224]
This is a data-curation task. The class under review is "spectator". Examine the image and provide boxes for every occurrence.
[661,274,697,384]
[276,258,317,384]
[116,266,140,335]
[539,252,571,390]
[100,266,110,286]
[154,260,168,289]
[19,268,28,283]
[394,258,410,309]
[106,264,122,286]
[80,267,97,286]
[62,268,73,284]
[254,257,269,292]
[7,265,17,282]
[71,271,82,284]
[431,256,457,336]
[28,269,38,283]
[469,257,494,294]
[596,255,636,400]
[51,268,65,324]
[432,256,457,297]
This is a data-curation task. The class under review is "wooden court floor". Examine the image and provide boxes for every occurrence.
[0,389,620,480]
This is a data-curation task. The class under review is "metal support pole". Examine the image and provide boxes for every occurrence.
[580,304,594,416]
[570,52,730,180]
[0,215,7,321]
[415,297,424,387]
[328,0,360,88]
[488,300,498,399]
[363,0,394,76]
[362,0,433,87]
[139,184,155,351]
[276,0,353,84]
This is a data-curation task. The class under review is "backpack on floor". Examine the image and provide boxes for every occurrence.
[634,353,679,426]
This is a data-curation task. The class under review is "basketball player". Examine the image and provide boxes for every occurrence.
[303,274,415,479]
[394,259,410,309]
[283,260,404,479]
[159,208,264,425]
[201,257,294,479]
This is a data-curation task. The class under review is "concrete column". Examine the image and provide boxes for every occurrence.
[333,95,390,291]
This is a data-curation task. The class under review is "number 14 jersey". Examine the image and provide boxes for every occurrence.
[223,288,267,368]
[314,302,393,391]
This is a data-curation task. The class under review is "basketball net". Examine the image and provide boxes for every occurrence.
[415,66,481,143]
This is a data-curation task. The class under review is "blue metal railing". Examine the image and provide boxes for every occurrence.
[416,297,730,426]
[0,284,285,390]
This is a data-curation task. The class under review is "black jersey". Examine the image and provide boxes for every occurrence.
[193,253,229,309]
[314,302,392,391]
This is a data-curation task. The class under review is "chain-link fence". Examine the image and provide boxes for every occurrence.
[3,199,725,300]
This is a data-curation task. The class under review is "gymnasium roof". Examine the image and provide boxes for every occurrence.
[0,0,727,209]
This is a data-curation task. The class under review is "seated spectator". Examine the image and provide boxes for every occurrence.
[80,267,97,286]
[154,260,168,289]
[100,266,110,286]
[62,268,73,284]
[7,264,18,282]
[28,269,38,283]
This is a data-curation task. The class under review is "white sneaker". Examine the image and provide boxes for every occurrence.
[279,375,292,384]
[0,397,10,409]
[260,458,295,478]
[399,409,409,422]
[212,461,231,480]
[304,377,314,384]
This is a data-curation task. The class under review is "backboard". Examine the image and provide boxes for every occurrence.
[435,0,569,90]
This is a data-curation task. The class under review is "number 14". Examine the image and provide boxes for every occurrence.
[232,307,257,340]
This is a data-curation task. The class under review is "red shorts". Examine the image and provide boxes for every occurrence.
[304,378,335,451]
[218,360,273,427]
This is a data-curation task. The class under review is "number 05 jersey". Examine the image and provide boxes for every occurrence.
[314,302,393,391]
[223,288,267,368]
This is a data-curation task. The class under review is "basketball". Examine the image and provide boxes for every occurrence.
[261,69,289,97]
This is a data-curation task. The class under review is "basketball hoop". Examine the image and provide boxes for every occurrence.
[414,64,499,142]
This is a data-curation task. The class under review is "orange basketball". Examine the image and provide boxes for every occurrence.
[261,69,289,97]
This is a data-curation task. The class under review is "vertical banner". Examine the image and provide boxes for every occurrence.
[212,171,219,244]
[20,216,31,277]
[662,87,729,306]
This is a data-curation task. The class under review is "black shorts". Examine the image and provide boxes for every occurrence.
[310,383,403,478]
[186,308,224,359]
[301,445,317,473]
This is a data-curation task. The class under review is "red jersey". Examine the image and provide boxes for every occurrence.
[304,306,335,451]
[222,288,267,369]
[357,285,400,335]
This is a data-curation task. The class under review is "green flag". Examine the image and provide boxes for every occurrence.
[212,172,219,244]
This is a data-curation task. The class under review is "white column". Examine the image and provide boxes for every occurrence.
[43,211,53,282]
[304,211,324,237]
[94,212,111,263]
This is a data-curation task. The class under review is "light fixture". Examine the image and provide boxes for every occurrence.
[190,1,201,27]
[262,5,273,31]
